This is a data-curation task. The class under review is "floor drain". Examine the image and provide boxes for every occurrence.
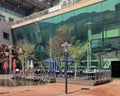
[81,88,90,90]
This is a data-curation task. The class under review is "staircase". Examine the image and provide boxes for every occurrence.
[102,59,111,69]
[102,51,119,69]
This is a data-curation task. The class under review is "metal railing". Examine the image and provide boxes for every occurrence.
[79,69,111,84]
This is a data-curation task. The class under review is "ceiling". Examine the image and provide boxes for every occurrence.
[0,0,59,16]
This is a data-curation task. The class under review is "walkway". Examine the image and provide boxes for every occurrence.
[0,75,119,96]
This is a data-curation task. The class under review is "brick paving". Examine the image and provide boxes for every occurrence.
[0,75,120,96]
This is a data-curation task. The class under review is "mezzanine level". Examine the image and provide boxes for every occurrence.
[11,0,103,29]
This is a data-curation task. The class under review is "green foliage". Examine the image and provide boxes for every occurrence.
[69,40,80,59]
[47,25,74,68]
[16,39,35,62]
[69,40,89,60]
[56,25,74,41]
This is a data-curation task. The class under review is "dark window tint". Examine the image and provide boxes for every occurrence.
[3,32,9,40]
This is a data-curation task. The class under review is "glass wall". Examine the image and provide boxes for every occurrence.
[12,0,120,70]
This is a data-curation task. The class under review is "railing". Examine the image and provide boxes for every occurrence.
[95,70,111,81]
[0,19,12,24]
[12,0,91,25]
[79,69,111,85]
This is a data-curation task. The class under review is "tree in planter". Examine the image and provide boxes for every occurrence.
[46,25,74,69]
[69,40,89,79]
[16,39,35,71]
[68,40,80,79]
